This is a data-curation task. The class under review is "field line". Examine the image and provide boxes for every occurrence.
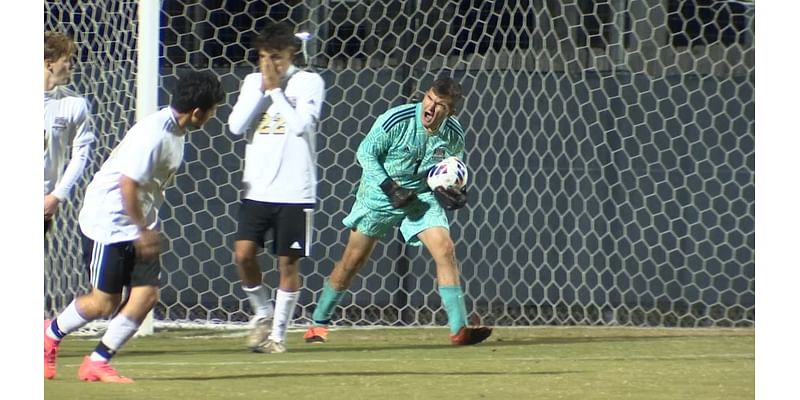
[60,353,753,368]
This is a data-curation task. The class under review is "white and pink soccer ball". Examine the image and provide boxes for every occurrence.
[427,156,468,191]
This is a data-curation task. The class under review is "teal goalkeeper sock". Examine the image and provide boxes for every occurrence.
[439,285,468,335]
[312,279,346,325]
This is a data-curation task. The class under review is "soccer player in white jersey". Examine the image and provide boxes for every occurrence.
[43,71,224,383]
[228,21,325,354]
[44,31,95,234]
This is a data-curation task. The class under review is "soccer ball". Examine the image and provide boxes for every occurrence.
[427,156,468,191]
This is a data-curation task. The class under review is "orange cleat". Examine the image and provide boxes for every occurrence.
[303,326,329,343]
[450,326,493,346]
[44,320,60,380]
[78,356,134,384]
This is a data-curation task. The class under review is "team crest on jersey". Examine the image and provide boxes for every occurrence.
[51,117,68,134]
[432,146,447,162]
[48,119,67,151]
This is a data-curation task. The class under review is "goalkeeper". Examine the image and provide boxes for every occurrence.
[304,77,492,345]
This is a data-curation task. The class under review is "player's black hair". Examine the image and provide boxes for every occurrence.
[430,77,464,111]
[253,21,302,51]
[170,70,225,113]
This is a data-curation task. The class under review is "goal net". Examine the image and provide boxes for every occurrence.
[44,0,139,319]
[45,0,755,329]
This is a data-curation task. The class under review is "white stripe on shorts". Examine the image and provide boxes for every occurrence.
[304,208,313,257]
[90,241,104,288]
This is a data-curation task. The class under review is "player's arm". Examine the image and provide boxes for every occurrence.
[228,74,272,136]
[117,131,161,261]
[269,74,325,136]
[119,175,160,261]
[49,99,95,202]
[357,123,416,208]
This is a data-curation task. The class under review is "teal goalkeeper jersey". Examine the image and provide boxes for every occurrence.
[354,102,465,210]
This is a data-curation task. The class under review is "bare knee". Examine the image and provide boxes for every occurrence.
[339,247,370,274]
[277,256,301,291]
[330,231,378,290]
[136,287,159,311]
[235,241,262,286]
[429,236,456,263]
[278,257,300,275]
[78,291,122,318]
[120,286,159,323]
[235,246,257,269]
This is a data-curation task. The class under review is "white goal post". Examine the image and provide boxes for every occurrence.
[134,0,160,336]
[45,0,755,332]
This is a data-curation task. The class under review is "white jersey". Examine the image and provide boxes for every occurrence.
[228,66,325,203]
[79,107,185,244]
[44,86,95,199]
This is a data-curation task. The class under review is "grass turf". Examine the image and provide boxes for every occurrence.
[44,326,754,400]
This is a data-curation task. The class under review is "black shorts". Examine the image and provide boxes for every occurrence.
[81,233,161,294]
[235,199,314,257]
[45,219,52,236]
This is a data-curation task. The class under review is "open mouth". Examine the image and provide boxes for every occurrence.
[424,110,434,120]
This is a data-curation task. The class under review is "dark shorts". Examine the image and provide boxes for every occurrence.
[235,199,314,257]
[81,233,161,294]
[45,219,52,236]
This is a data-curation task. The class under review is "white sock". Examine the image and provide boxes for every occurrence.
[48,299,90,340]
[90,314,140,361]
[269,289,299,343]
[243,284,274,321]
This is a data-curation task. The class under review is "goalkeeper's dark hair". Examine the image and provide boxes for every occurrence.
[430,77,464,111]
[170,70,225,113]
[253,21,301,51]
[45,31,76,62]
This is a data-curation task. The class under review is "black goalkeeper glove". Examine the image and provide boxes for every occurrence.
[433,187,468,210]
[380,178,418,208]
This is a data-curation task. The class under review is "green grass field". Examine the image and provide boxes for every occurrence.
[44,327,754,400]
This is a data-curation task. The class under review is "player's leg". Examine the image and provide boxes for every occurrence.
[45,289,121,379]
[257,205,312,353]
[78,286,156,384]
[236,239,275,350]
[78,243,159,383]
[256,255,300,353]
[403,194,492,345]
[44,235,125,379]
[234,199,276,350]
[305,202,397,343]
[304,229,380,343]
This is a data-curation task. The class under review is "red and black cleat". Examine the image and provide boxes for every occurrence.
[450,326,493,346]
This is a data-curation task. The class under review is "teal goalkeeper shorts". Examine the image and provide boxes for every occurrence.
[342,192,450,246]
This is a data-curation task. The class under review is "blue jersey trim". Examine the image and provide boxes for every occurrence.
[381,107,416,132]
[445,118,464,136]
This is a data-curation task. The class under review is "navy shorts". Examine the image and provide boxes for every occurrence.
[81,233,161,294]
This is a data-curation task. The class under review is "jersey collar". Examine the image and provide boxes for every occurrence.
[167,107,185,135]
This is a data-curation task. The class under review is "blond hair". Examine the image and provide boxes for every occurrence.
[44,31,76,62]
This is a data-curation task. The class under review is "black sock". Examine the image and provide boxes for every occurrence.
[92,341,116,361]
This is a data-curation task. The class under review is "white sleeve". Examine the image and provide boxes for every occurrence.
[117,128,160,184]
[270,73,325,137]
[228,74,272,136]
[51,99,96,201]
